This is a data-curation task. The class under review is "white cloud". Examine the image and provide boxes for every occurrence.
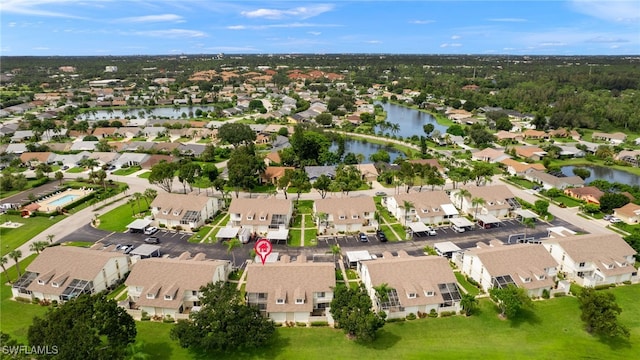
[132,29,207,39]
[451,35,461,40]
[241,4,334,20]
[539,42,567,47]
[366,40,381,44]
[227,22,341,30]
[115,14,184,23]
[308,31,321,36]
[570,0,640,23]
[487,18,527,22]
[8,22,17,27]
[440,43,462,48]
[409,20,434,24]
[1,0,88,19]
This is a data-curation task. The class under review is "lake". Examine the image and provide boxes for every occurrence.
[560,165,640,186]
[332,139,403,164]
[77,106,216,121]
[375,102,449,138]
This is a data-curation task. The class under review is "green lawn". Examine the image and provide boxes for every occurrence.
[112,166,142,176]
[506,176,537,189]
[66,166,86,173]
[295,200,314,214]
[454,271,480,296]
[188,226,213,243]
[62,241,94,247]
[551,195,583,208]
[304,228,317,246]
[137,171,152,179]
[0,214,65,256]
[135,284,640,359]
[292,214,303,228]
[289,229,302,247]
[98,200,150,232]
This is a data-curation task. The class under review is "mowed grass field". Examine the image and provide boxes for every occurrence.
[131,285,639,359]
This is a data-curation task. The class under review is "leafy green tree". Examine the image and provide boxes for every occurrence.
[343,152,358,165]
[471,161,494,186]
[446,124,466,136]
[218,123,256,147]
[572,168,591,180]
[599,193,630,213]
[534,199,549,216]
[578,288,629,338]
[369,149,391,163]
[225,238,242,268]
[333,165,363,196]
[227,145,263,198]
[495,117,513,131]
[313,174,332,199]
[54,170,64,185]
[277,169,293,199]
[148,161,178,193]
[315,112,333,126]
[178,161,202,193]
[29,241,48,255]
[489,284,533,319]
[582,203,600,214]
[423,123,434,137]
[170,282,275,352]
[330,284,386,342]
[468,123,496,148]
[290,169,311,203]
[28,293,136,360]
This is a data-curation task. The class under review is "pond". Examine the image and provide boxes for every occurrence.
[374,102,449,139]
[560,165,640,186]
[331,139,404,164]
[76,106,216,121]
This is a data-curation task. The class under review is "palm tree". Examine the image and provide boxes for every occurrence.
[460,293,478,316]
[29,241,48,254]
[8,250,22,276]
[144,188,158,207]
[402,200,414,225]
[522,217,536,241]
[225,238,242,268]
[46,234,55,244]
[328,244,341,263]
[133,192,143,212]
[455,189,471,211]
[0,256,11,284]
[81,158,100,181]
[128,198,137,217]
[471,197,486,221]
[389,122,400,136]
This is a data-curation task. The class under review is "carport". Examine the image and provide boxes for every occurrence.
[267,228,289,244]
[345,250,374,269]
[514,209,539,222]
[215,227,240,241]
[450,217,474,230]
[434,241,461,258]
[129,244,161,259]
[126,219,152,233]
[408,222,430,237]
[441,204,459,217]
[476,214,501,229]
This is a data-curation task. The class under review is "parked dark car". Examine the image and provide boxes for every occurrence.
[144,237,160,244]
[376,230,387,242]
[359,232,369,242]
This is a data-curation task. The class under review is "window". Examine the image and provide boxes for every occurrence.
[316,292,325,298]
[258,293,267,300]
[339,215,346,220]
[259,216,266,221]
[192,290,198,296]
[523,277,531,283]
[408,293,416,299]
[37,279,45,285]
[276,298,285,304]
[164,295,172,300]
[579,262,585,267]
[425,291,434,297]
[295,298,304,304]
[247,215,253,220]
[146,293,155,299]
[433,208,440,212]
[352,214,358,219]
[51,282,59,288]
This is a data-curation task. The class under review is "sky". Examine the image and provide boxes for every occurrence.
[1,0,639,56]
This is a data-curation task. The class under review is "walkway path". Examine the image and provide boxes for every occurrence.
[199,214,229,244]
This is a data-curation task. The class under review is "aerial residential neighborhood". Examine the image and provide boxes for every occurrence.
[2,50,640,360]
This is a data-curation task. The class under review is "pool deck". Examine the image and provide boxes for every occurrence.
[36,188,92,213]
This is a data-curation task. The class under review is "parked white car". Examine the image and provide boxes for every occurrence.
[451,224,466,233]
[144,226,158,235]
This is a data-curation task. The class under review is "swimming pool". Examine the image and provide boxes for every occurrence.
[49,194,80,207]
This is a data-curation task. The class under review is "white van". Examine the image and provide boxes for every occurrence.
[451,224,466,233]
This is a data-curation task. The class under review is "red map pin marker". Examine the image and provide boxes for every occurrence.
[254,238,272,265]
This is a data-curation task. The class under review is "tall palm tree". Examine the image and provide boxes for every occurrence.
[46,234,55,244]
[0,256,11,284]
[128,198,137,217]
[143,188,157,207]
[328,244,341,263]
[29,241,48,254]
[455,189,471,211]
[522,217,536,241]
[402,200,414,225]
[471,197,486,221]
[8,250,22,276]
[225,238,242,268]
[133,192,143,212]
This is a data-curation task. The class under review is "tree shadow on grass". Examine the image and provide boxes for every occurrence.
[189,330,290,360]
[597,332,632,351]
[359,328,401,350]
[142,341,176,360]
[508,308,541,328]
